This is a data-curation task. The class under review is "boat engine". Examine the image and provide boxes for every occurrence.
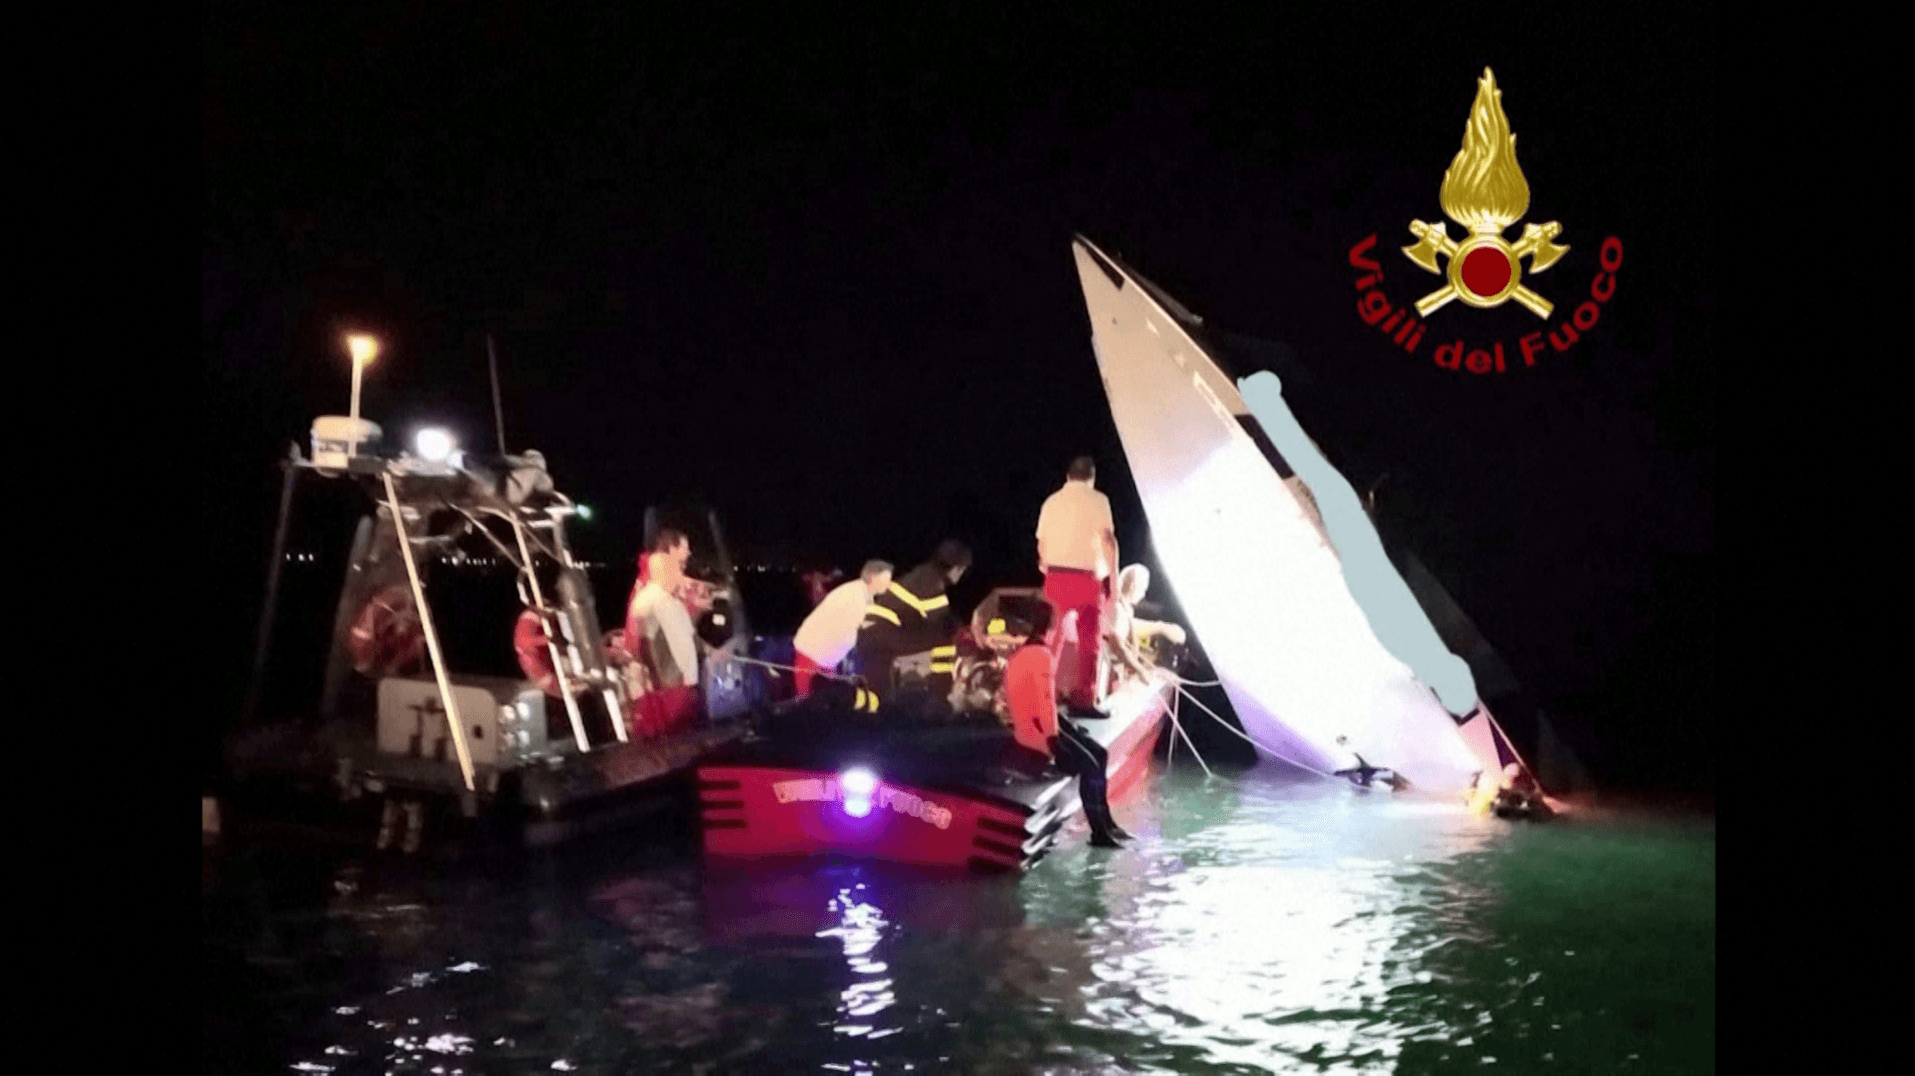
[886,651,972,725]
[948,654,1009,722]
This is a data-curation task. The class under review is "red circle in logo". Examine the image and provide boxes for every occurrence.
[1460,246,1513,298]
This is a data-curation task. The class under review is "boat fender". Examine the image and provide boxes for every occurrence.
[346,585,425,678]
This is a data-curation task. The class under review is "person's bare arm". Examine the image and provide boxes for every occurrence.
[1099,495,1118,583]
[1036,498,1053,573]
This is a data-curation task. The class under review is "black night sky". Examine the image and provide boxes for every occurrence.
[203,6,1714,793]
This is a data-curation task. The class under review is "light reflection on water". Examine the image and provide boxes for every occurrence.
[1006,773,1512,1073]
[204,765,1713,1074]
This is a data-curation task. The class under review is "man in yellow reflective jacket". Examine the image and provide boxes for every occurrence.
[853,539,972,700]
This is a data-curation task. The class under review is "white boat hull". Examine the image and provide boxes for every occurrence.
[1070,237,1496,793]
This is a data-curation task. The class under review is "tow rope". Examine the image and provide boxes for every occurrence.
[1162,672,1339,780]
[1163,688,1214,778]
[726,645,1336,782]
[719,652,862,684]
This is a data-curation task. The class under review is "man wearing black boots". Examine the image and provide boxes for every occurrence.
[1003,598,1131,848]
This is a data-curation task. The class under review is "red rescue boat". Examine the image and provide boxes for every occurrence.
[697,587,1180,874]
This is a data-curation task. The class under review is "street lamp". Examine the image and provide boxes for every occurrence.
[346,334,379,455]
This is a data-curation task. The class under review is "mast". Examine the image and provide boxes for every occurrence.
[239,442,303,727]
[487,333,507,455]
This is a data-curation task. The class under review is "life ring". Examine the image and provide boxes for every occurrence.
[347,585,425,678]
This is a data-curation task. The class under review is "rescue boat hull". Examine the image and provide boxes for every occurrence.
[697,677,1172,873]
[224,709,749,849]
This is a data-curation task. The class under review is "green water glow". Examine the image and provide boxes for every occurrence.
[204,766,1713,1074]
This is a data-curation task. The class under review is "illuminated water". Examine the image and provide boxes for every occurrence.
[203,766,1713,1074]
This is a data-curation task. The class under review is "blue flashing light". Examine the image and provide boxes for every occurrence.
[841,768,877,796]
[841,767,878,818]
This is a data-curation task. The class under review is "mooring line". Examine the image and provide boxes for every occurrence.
[1168,681,1339,780]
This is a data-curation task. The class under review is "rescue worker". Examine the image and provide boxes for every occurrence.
[854,539,971,700]
[791,560,893,698]
[634,527,718,617]
[1003,599,1130,848]
[1491,762,1555,821]
[631,528,691,608]
[1097,564,1187,702]
[1037,456,1118,710]
[626,528,702,734]
[512,606,570,699]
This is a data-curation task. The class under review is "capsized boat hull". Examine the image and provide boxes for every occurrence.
[1069,236,1503,794]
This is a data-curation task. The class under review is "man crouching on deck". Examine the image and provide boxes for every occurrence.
[791,560,893,698]
[1004,598,1131,848]
[853,540,970,702]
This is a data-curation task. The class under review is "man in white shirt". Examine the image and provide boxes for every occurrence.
[792,560,893,697]
[1098,563,1188,700]
[1036,456,1118,709]
[625,528,703,733]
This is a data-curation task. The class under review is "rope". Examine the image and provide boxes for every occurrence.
[1105,640,1217,778]
[722,643,1311,779]
[1139,653,1338,778]
[720,653,862,684]
[1168,681,1339,780]
[1165,689,1214,778]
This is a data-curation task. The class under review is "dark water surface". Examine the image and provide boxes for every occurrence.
[203,766,1713,1074]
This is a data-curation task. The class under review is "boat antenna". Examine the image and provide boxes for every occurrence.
[486,332,507,455]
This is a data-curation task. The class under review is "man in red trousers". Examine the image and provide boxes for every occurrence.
[1036,456,1117,710]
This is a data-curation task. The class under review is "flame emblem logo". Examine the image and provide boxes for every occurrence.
[1402,69,1569,319]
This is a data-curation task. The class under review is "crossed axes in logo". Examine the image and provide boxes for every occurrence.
[1401,220,1570,319]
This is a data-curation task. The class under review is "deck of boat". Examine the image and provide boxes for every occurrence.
[697,670,1174,873]
[224,710,749,846]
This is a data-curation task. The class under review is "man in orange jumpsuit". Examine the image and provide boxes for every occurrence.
[1003,599,1130,848]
